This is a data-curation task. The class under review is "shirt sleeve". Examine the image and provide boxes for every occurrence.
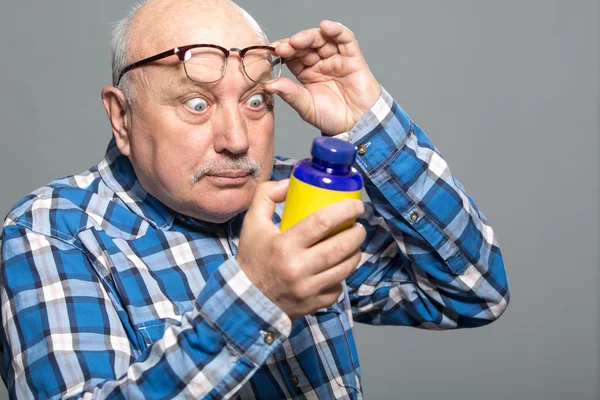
[341,87,510,329]
[0,224,291,399]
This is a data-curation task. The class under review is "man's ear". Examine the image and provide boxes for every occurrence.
[101,86,132,156]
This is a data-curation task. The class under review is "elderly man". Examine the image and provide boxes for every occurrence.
[0,0,509,398]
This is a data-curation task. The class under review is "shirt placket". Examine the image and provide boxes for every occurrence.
[277,338,318,399]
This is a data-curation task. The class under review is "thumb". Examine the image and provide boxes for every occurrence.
[264,77,313,120]
[245,179,289,224]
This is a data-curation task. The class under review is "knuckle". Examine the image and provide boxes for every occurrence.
[270,240,287,262]
[328,240,348,261]
[312,212,332,233]
[355,200,365,215]
[280,265,299,285]
[290,284,307,301]
[328,264,347,284]
[272,236,286,252]
[347,199,364,216]
[338,199,362,217]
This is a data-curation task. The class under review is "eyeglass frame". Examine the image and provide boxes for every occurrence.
[114,44,285,87]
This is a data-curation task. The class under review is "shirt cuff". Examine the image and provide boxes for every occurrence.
[348,87,411,172]
[335,87,471,275]
[195,258,292,366]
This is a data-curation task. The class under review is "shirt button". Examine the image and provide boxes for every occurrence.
[264,332,275,345]
[290,375,299,386]
[410,212,419,222]
[357,144,367,156]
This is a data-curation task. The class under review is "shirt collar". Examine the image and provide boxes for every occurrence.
[98,138,176,230]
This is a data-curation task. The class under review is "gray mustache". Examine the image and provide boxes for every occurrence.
[191,156,261,184]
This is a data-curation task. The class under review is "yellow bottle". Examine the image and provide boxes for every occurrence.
[280,137,363,232]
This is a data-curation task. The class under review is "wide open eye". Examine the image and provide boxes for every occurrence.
[247,93,264,108]
[184,97,208,112]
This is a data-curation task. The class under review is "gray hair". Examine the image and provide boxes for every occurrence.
[110,1,149,102]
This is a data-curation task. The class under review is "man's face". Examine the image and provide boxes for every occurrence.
[123,6,275,223]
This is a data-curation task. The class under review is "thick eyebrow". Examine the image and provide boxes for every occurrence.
[161,77,209,97]
[242,82,263,94]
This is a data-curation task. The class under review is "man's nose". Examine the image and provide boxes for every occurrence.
[212,101,250,155]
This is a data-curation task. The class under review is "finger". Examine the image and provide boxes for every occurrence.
[311,283,344,311]
[285,199,365,248]
[303,283,344,315]
[275,41,315,60]
[289,28,328,50]
[319,20,361,58]
[285,23,360,60]
[283,58,307,77]
[245,180,290,224]
[311,250,362,293]
[307,223,366,274]
[269,38,289,47]
[317,41,339,60]
[319,20,355,45]
[288,23,355,49]
[271,38,316,66]
[270,38,290,55]
[263,77,314,118]
[297,50,322,68]
[280,44,339,69]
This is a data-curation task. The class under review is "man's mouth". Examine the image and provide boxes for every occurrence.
[191,157,262,185]
[209,170,250,179]
[205,170,252,186]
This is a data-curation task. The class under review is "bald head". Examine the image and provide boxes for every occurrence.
[130,0,267,54]
[111,0,268,98]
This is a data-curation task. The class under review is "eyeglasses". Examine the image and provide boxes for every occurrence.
[114,44,285,86]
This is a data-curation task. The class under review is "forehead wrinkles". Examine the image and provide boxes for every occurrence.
[129,0,267,61]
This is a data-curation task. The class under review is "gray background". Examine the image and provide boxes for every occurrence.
[0,1,598,399]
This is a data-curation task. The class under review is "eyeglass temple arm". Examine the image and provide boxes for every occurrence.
[114,48,179,86]
[272,57,287,68]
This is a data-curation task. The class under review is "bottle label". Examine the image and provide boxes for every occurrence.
[280,175,362,232]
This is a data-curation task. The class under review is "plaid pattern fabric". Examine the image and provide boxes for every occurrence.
[0,88,509,399]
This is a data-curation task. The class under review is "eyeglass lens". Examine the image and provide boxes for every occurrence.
[183,47,282,84]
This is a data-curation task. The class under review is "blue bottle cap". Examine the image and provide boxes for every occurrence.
[311,136,357,165]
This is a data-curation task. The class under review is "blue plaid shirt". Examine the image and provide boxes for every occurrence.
[1,88,509,399]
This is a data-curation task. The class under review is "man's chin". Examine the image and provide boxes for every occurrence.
[196,209,245,224]
[189,190,254,223]
[177,203,245,224]
[182,175,267,223]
